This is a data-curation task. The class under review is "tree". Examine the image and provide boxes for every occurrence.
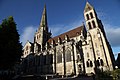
[111,69,120,80]
[95,68,112,80]
[0,16,22,70]
[116,53,120,68]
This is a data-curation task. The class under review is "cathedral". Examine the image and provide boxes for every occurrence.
[22,2,115,76]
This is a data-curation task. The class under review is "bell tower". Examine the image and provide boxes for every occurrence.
[84,2,115,72]
[34,5,51,51]
[84,2,98,30]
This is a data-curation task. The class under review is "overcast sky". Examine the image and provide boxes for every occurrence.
[0,0,120,58]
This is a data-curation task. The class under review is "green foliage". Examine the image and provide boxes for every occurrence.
[97,69,111,78]
[96,68,112,80]
[0,16,22,70]
[111,69,120,80]
[96,68,120,80]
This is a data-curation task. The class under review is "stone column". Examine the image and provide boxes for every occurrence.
[72,43,77,75]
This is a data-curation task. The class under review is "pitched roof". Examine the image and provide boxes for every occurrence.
[48,26,83,44]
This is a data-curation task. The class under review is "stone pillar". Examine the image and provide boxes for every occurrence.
[72,43,78,75]
[52,48,56,74]
[63,45,66,76]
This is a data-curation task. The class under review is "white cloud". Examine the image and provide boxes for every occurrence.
[20,19,82,46]
[97,11,120,47]
[19,16,120,58]
[50,19,82,37]
[97,11,120,57]
[50,20,120,57]
[102,23,120,58]
[20,19,120,48]
[50,19,120,48]
[20,25,37,45]
[104,24,120,47]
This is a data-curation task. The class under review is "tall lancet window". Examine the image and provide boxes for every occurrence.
[65,48,71,62]
[90,12,93,18]
[57,51,62,63]
[92,20,96,28]
[100,59,104,66]
[88,22,92,29]
[86,14,89,20]
[86,59,93,67]
[96,57,104,67]
[86,61,89,67]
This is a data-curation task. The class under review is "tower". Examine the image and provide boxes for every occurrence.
[84,2,115,73]
[34,5,51,52]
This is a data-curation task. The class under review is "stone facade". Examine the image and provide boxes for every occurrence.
[22,2,115,76]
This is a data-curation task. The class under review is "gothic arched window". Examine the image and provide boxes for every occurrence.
[90,12,93,18]
[86,61,89,67]
[90,61,93,67]
[97,60,100,67]
[65,49,71,62]
[96,58,104,67]
[88,22,92,29]
[100,59,104,66]
[57,51,62,63]
[86,14,89,20]
[86,60,93,67]
[49,54,53,64]
[92,20,96,28]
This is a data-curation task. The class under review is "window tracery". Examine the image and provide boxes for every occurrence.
[86,59,93,67]
[57,51,62,63]
[65,48,71,62]
[96,57,104,67]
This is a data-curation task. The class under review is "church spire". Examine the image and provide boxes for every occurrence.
[39,4,48,31]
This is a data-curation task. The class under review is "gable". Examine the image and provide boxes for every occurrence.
[84,2,94,13]
[23,41,33,50]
